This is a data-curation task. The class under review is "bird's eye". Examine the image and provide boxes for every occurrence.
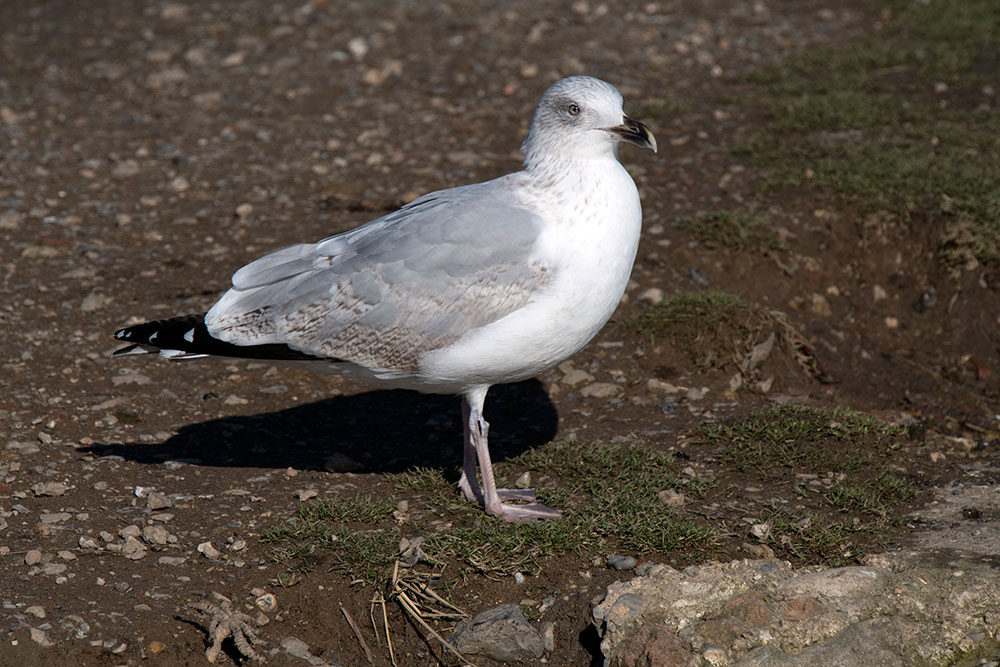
[567,103,581,116]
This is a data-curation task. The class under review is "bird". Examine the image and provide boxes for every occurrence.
[113,75,656,522]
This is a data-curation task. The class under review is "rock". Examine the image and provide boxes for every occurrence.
[197,541,221,559]
[79,536,100,550]
[256,593,277,612]
[30,627,53,647]
[658,489,685,507]
[281,636,328,666]
[607,555,637,570]
[142,525,170,545]
[146,491,173,510]
[450,603,546,661]
[40,512,71,524]
[514,471,532,489]
[25,605,46,618]
[594,555,1000,666]
[119,525,141,539]
[809,293,832,316]
[42,562,67,576]
[25,550,42,566]
[609,624,693,667]
[580,382,623,398]
[157,556,187,566]
[31,481,66,497]
[562,369,595,387]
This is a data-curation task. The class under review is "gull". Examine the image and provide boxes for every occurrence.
[113,76,656,521]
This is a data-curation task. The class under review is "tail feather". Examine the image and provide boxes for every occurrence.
[113,313,329,362]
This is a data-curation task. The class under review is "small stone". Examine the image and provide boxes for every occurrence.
[122,536,147,559]
[514,471,532,489]
[197,541,221,559]
[79,536,100,550]
[146,491,173,510]
[235,203,254,217]
[31,481,66,497]
[750,522,771,539]
[40,512,71,524]
[639,287,664,304]
[149,640,166,653]
[229,539,247,551]
[296,489,319,501]
[112,159,141,178]
[58,550,77,561]
[43,562,67,576]
[25,550,42,566]
[25,605,46,618]
[580,382,622,398]
[658,488,685,507]
[450,604,545,661]
[873,285,888,303]
[809,293,832,316]
[562,369,595,386]
[158,556,187,566]
[142,525,170,545]
[119,525,142,539]
[540,621,555,652]
[255,593,277,612]
[30,627,53,647]
[224,394,248,406]
[606,555,637,570]
[514,572,526,585]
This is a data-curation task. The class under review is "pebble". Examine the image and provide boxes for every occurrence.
[142,525,171,545]
[296,489,319,501]
[580,382,623,398]
[658,488,686,507]
[255,593,277,612]
[42,562,67,576]
[146,491,173,510]
[25,605,45,618]
[562,369,595,386]
[30,627,53,647]
[606,555,637,570]
[158,556,187,566]
[514,471,532,489]
[119,525,141,539]
[40,512,71,524]
[198,541,221,559]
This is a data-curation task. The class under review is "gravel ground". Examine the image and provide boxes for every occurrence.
[2,1,998,665]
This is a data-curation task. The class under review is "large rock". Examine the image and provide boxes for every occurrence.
[450,603,545,661]
[593,554,1000,665]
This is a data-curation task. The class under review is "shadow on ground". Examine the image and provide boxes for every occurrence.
[79,380,559,475]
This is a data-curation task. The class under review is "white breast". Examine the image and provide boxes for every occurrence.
[419,160,642,392]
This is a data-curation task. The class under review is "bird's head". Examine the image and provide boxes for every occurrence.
[521,75,657,167]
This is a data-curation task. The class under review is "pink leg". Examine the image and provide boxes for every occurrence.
[460,387,562,522]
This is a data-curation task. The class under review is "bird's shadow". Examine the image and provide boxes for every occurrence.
[80,380,558,476]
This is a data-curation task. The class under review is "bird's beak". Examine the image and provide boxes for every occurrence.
[604,115,657,153]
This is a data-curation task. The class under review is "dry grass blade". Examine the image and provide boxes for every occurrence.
[375,590,396,667]
[340,605,373,665]
[390,560,473,665]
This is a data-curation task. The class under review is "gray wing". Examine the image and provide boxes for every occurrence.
[204,181,549,371]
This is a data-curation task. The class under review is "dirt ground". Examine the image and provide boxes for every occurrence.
[1,1,998,665]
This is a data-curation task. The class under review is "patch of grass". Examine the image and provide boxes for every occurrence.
[261,495,398,583]
[678,211,784,253]
[419,440,714,574]
[699,404,905,476]
[739,0,1000,266]
[824,474,917,521]
[628,290,747,340]
[268,440,716,583]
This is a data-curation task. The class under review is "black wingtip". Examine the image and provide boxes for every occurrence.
[112,313,331,362]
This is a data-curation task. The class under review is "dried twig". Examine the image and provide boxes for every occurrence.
[389,560,473,665]
[340,605,373,665]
